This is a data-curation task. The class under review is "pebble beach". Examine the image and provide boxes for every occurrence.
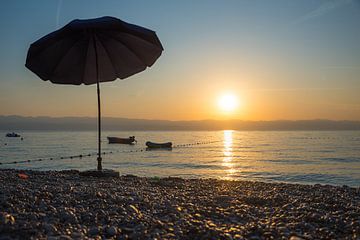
[0,169,359,239]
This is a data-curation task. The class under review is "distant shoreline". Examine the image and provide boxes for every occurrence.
[2,129,360,132]
[1,116,360,131]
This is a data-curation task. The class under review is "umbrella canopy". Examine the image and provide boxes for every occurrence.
[26,16,163,171]
[26,16,163,85]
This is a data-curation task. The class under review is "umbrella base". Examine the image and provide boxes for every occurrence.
[79,169,119,178]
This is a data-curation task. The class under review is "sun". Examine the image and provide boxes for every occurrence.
[217,93,238,112]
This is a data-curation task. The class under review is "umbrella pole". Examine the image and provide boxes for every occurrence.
[94,36,102,171]
[97,80,102,171]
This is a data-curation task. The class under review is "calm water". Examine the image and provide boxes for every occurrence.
[1,131,359,187]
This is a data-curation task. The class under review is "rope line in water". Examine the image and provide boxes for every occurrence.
[295,137,360,140]
[0,140,221,166]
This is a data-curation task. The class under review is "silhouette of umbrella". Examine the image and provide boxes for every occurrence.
[26,16,163,172]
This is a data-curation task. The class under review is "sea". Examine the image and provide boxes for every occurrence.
[1,130,359,187]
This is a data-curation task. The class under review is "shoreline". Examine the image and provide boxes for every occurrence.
[0,169,359,239]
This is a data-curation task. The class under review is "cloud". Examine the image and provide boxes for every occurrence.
[292,0,353,25]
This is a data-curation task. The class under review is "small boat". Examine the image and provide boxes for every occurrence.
[107,136,136,144]
[146,141,172,149]
[6,132,21,137]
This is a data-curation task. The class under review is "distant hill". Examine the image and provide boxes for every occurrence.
[0,115,360,131]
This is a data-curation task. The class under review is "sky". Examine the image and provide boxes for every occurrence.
[0,0,359,121]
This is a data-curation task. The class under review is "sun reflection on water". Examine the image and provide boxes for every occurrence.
[222,130,236,178]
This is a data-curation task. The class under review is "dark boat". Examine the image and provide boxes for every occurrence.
[107,136,136,144]
[6,132,21,137]
[146,141,172,149]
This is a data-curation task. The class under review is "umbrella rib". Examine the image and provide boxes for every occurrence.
[94,33,119,79]
[81,38,91,85]
[29,33,81,76]
[49,35,84,82]
[98,31,150,67]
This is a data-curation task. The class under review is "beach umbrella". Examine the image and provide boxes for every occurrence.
[25,16,163,172]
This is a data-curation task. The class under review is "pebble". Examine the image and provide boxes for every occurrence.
[59,235,72,240]
[289,236,305,240]
[60,210,77,224]
[107,226,118,236]
[0,213,15,225]
[71,231,84,239]
[44,223,57,234]
[88,226,100,236]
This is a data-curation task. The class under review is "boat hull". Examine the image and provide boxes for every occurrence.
[6,133,21,137]
[146,141,172,148]
[107,137,136,144]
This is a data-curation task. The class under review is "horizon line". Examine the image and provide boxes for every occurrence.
[1,114,360,122]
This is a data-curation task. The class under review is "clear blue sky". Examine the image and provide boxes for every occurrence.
[0,0,359,120]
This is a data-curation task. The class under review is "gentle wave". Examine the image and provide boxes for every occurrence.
[319,157,360,163]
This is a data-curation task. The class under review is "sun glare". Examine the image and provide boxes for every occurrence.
[218,93,238,112]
